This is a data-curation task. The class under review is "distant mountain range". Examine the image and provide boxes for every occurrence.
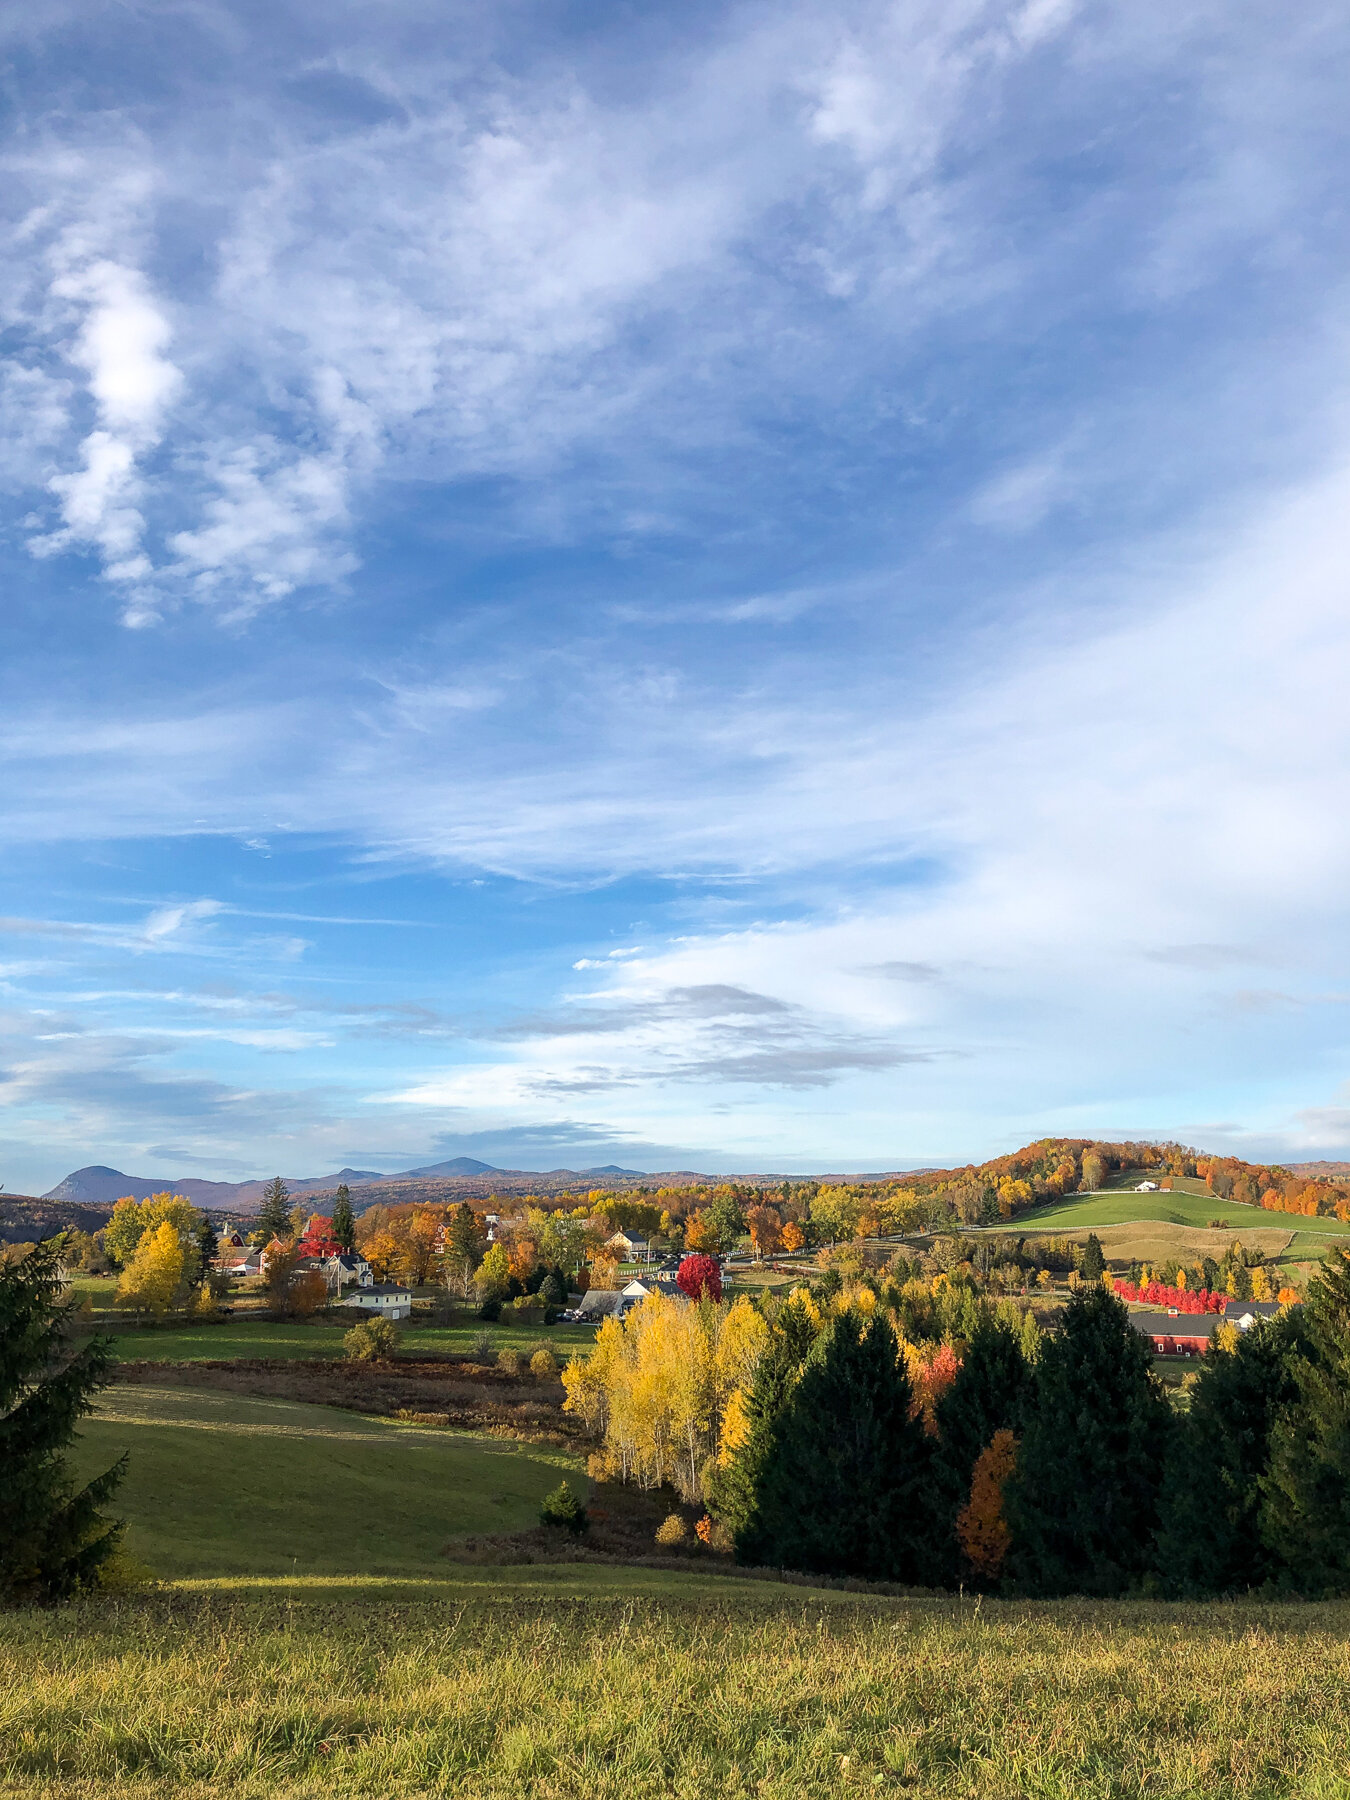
[41,1158,649,1213]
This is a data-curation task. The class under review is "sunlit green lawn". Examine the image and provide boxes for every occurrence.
[1015,1184,1350,1240]
[71,1385,580,1578]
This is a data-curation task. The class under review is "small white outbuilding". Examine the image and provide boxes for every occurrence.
[339,1284,413,1322]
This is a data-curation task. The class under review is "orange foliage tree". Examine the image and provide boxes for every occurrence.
[956,1428,1017,1581]
[745,1204,783,1260]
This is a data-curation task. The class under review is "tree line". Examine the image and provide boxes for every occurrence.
[565,1254,1350,1596]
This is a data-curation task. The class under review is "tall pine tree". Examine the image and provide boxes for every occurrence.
[192,1215,218,1285]
[1004,1284,1172,1596]
[1080,1234,1106,1282]
[255,1177,291,1244]
[1155,1308,1307,1596]
[1,1237,125,1604]
[331,1184,356,1254]
[931,1315,1035,1581]
[712,1335,803,1552]
[737,1311,936,1583]
[1261,1249,1350,1595]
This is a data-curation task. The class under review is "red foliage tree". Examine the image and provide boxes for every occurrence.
[677,1254,722,1302]
[1111,1277,1225,1314]
[296,1213,342,1259]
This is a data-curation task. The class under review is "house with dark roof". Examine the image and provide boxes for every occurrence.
[1128,1310,1222,1355]
[1129,1299,1295,1356]
[338,1283,412,1322]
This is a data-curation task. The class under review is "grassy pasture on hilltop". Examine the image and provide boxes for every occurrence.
[70,1386,580,1578]
[5,1581,1350,1799]
[1012,1186,1350,1273]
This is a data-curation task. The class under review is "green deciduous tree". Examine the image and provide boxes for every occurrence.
[534,1209,591,1277]
[704,1194,747,1255]
[736,1312,936,1582]
[343,1316,399,1360]
[1,1237,125,1604]
[1155,1308,1308,1596]
[1004,1285,1172,1596]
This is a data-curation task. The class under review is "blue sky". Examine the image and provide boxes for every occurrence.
[3,0,1350,1191]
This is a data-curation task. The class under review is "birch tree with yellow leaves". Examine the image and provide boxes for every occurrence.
[563,1293,769,1502]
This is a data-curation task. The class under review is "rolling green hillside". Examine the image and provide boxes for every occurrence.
[72,1386,580,1578]
[1017,1186,1350,1237]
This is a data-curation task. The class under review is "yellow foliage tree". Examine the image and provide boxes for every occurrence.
[562,1293,769,1502]
[116,1221,188,1316]
[105,1193,200,1269]
[363,1230,403,1283]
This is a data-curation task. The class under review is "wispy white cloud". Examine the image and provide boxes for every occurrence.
[29,253,182,613]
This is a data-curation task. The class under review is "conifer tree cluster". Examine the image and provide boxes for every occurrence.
[711,1250,1350,1597]
[1,1238,125,1605]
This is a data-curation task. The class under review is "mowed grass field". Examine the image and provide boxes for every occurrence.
[1014,1186,1350,1271]
[70,1386,581,1578]
[85,1315,598,1363]
[5,1579,1350,1799]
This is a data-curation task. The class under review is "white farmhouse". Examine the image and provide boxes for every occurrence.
[339,1283,413,1322]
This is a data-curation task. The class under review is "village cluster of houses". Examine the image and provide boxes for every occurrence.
[214,1215,674,1327]
[213,1218,414,1320]
[213,1208,1283,1351]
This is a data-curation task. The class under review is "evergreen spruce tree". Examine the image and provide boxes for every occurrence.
[1,1237,125,1604]
[737,1312,936,1583]
[931,1315,1035,1579]
[711,1336,804,1552]
[1155,1309,1307,1596]
[1080,1234,1106,1283]
[331,1185,356,1254]
[1260,1249,1350,1595]
[192,1215,218,1286]
[1004,1284,1172,1596]
[255,1177,291,1244]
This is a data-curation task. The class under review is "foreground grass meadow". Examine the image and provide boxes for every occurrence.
[5,1579,1350,1800]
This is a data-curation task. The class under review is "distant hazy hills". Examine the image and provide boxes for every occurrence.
[42,1158,649,1212]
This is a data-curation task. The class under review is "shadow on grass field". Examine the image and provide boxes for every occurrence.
[93,1316,598,1363]
[4,1579,1350,1799]
[72,1386,581,1578]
